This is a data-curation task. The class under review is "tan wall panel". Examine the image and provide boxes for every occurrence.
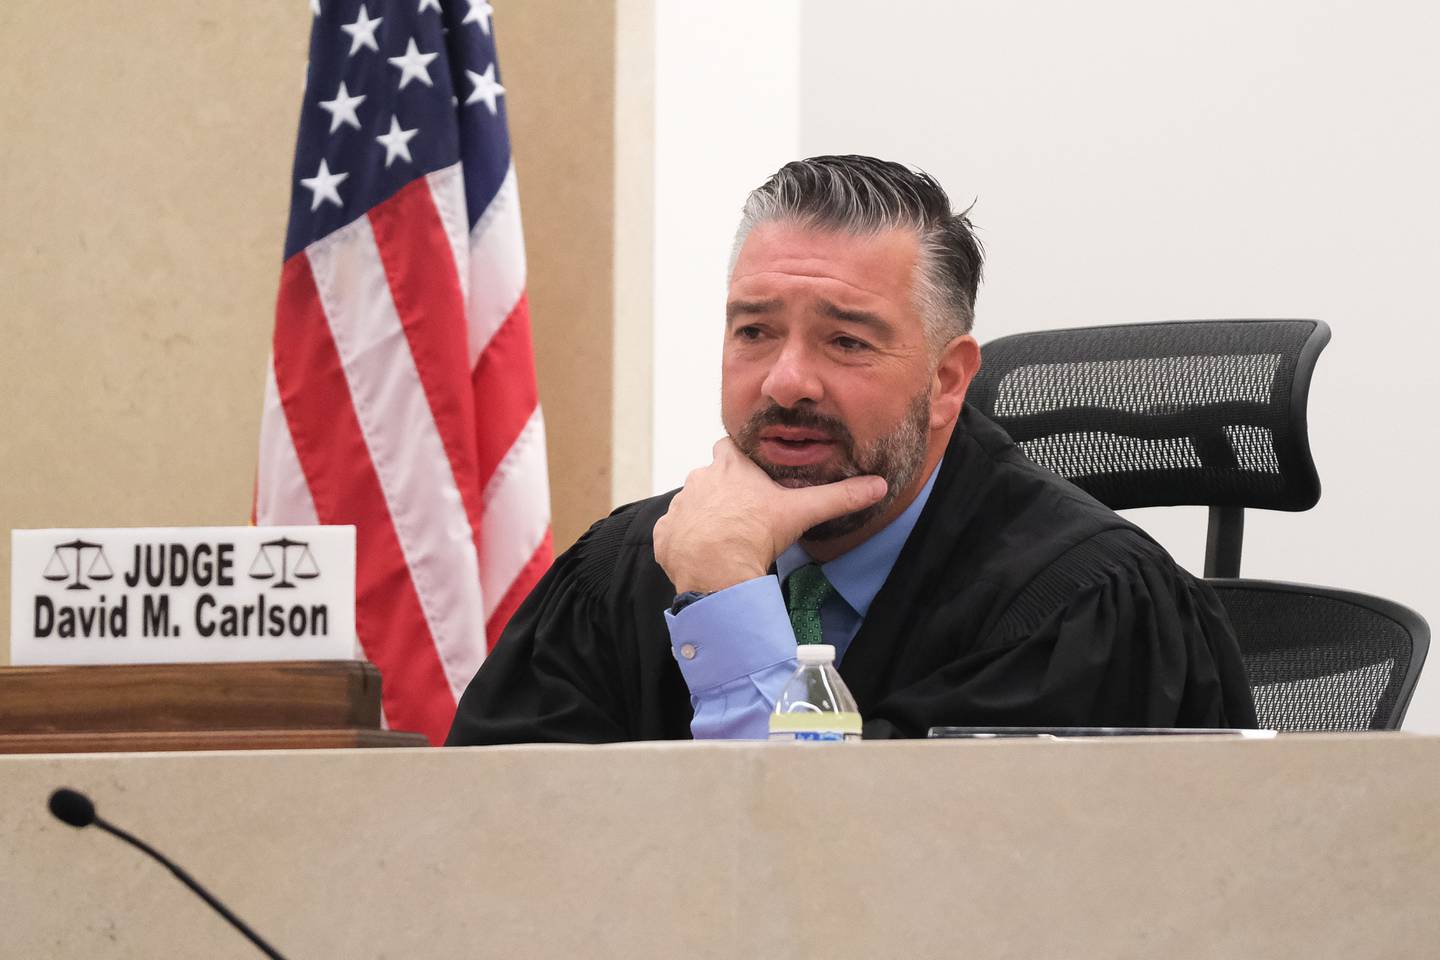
[495,0,617,549]
[611,0,656,507]
[0,2,622,661]
[0,1,310,663]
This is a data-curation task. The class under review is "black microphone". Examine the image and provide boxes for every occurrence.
[47,787,289,960]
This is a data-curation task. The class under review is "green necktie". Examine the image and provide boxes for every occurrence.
[785,563,834,646]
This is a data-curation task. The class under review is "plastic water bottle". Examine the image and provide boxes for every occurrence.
[768,644,862,742]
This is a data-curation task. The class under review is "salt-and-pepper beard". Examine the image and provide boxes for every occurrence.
[733,391,931,541]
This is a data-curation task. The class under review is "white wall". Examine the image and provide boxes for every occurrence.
[795,0,1440,730]
[648,0,1440,730]
[651,0,800,492]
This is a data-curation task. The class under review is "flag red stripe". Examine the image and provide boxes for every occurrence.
[368,179,487,553]
[472,292,540,492]
[484,527,554,651]
[271,254,457,744]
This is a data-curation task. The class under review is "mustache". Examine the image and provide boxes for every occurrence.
[735,403,856,451]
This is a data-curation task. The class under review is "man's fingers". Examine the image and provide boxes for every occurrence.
[712,437,772,478]
[782,475,888,532]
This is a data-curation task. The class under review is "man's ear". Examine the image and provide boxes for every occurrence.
[930,334,981,430]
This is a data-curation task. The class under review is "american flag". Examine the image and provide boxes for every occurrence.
[255,0,552,744]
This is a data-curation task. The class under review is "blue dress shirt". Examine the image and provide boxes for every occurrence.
[664,463,941,739]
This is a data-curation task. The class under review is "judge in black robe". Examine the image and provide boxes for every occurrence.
[447,405,1258,744]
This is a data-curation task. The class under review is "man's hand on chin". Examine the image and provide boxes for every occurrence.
[652,438,887,595]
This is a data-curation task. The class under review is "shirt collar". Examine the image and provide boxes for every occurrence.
[776,461,941,618]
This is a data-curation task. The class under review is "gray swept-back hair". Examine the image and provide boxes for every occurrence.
[731,155,984,350]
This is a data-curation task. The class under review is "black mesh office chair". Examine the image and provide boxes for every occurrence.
[967,319,1429,730]
[1208,579,1428,730]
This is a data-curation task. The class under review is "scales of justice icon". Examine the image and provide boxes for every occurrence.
[248,537,320,589]
[42,539,114,591]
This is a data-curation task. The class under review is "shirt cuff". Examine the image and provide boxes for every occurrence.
[663,574,796,692]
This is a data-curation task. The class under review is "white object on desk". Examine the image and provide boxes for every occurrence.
[9,525,356,664]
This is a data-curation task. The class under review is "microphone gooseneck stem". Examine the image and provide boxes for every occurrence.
[94,817,289,960]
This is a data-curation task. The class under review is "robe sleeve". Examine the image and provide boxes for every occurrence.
[862,530,1259,738]
[445,521,635,746]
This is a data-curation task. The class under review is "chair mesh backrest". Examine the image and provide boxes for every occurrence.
[1209,580,1430,731]
[967,320,1329,510]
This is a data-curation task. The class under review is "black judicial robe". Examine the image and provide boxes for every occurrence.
[447,407,1257,744]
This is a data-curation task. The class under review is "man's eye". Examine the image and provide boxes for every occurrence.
[734,325,764,341]
[833,335,870,352]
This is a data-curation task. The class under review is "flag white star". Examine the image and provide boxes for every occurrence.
[465,63,505,114]
[463,0,494,34]
[340,5,383,56]
[300,159,348,211]
[375,116,419,167]
[388,38,438,89]
[318,81,367,133]
[418,0,441,12]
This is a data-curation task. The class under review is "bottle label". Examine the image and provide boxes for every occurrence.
[768,711,862,742]
[769,730,860,742]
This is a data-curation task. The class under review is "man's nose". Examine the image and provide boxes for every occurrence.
[761,339,824,408]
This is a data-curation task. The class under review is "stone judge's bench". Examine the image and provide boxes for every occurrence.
[2,735,1437,958]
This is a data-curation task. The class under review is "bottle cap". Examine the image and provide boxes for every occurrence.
[795,644,836,665]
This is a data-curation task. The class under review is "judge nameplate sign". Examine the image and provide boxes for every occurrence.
[9,527,356,665]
